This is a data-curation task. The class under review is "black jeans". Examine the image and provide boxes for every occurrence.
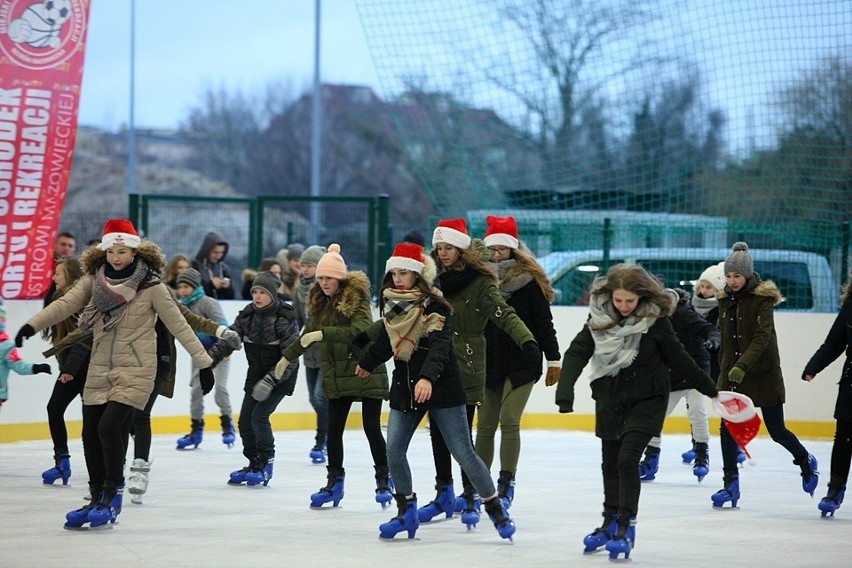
[830,419,852,482]
[81,401,134,488]
[326,396,386,470]
[429,404,476,488]
[601,431,652,520]
[46,377,85,455]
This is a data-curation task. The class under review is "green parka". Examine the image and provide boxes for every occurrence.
[283,271,388,400]
[715,277,786,407]
[436,258,535,404]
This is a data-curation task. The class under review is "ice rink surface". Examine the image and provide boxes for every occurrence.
[0,429,846,567]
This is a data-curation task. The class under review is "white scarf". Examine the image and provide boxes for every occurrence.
[587,293,659,382]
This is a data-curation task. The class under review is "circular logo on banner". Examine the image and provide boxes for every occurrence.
[0,0,87,70]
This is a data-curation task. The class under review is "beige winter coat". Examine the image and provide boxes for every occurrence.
[27,244,213,410]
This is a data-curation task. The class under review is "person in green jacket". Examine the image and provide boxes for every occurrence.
[555,264,718,561]
[278,243,391,509]
[417,218,539,528]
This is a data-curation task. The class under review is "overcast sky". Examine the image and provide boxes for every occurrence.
[77,0,381,130]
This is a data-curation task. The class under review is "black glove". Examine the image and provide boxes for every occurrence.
[32,363,51,375]
[252,373,279,402]
[704,337,720,351]
[350,331,370,351]
[522,341,541,363]
[199,367,215,395]
[15,324,35,348]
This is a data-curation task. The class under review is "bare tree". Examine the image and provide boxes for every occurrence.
[483,0,662,188]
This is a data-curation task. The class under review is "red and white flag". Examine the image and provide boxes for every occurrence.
[0,0,90,298]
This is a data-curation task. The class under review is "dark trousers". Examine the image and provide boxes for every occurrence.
[238,388,288,460]
[130,373,165,460]
[326,396,386,470]
[830,419,852,482]
[81,401,134,489]
[601,431,652,520]
[429,404,476,488]
[46,377,85,455]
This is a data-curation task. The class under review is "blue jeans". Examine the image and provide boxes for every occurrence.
[387,405,496,498]
[305,366,328,442]
[238,389,287,460]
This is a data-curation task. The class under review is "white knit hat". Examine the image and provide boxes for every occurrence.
[698,262,725,291]
[432,218,471,250]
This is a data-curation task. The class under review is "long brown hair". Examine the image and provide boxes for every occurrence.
[505,247,555,302]
[589,263,674,318]
[42,258,84,343]
[430,239,497,282]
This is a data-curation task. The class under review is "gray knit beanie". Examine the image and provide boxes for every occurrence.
[176,268,202,289]
[300,245,326,267]
[251,270,281,300]
[724,242,753,279]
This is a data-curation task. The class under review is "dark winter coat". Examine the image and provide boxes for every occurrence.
[359,300,466,412]
[283,271,388,401]
[802,296,852,422]
[556,316,718,440]
[192,231,235,299]
[208,300,300,395]
[437,266,535,404]
[669,288,720,390]
[485,261,560,392]
[716,277,786,407]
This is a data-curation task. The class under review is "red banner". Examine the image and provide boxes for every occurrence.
[0,0,89,299]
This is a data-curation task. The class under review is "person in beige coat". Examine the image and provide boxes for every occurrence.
[16,219,214,530]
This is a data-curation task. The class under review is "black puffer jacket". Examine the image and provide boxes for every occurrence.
[802,296,852,422]
[208,300,300,395]
[556,316,718,440]
[669,288,720,389]
[359,300,466,413]
[485,260,560,391]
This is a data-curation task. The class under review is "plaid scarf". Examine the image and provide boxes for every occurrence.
[383,288,445,361]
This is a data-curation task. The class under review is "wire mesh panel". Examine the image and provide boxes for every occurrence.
[355,0,852,310]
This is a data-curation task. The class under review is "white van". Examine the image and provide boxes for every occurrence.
[538,248,838,312]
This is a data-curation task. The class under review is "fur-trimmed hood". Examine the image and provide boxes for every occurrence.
[717,275,783,306]
[80,241,165,277]
[306,270,372,319]
[242,267,258,284]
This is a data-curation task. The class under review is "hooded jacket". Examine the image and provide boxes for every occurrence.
[715,276,786,407]
[27,242,213,410]
[283,271,388,400]
[192,231,235,299]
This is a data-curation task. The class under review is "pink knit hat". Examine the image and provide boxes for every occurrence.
[316,243,347,279]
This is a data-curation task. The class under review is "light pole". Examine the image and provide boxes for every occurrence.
[309,0,322,244]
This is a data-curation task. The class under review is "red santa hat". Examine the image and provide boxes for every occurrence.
[483,215,519,249]
[385,242,437,286]
[99,219,141,251]
[432,218,471,250]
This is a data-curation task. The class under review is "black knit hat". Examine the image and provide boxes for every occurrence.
[251,270,281,299]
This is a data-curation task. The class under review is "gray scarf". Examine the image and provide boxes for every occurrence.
[587,293,659,382]
[691,293,718,318]
[78,259,151,335]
